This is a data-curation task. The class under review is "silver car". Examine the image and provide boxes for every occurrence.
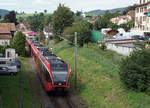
[0,66,17,75]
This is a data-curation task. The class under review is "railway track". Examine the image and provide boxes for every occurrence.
[29,58,79,108]
[49,93,78,108]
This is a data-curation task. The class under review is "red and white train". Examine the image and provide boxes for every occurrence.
[26,38,71,92]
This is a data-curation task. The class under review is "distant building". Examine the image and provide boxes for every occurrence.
[111,14,134,25]
[43,25,53,39]
[110,10,135,25]
[0,23,16,46]
[127,10,135,19]
[135,0,150,31]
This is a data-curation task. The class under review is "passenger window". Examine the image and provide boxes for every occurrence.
[0,61,6,65]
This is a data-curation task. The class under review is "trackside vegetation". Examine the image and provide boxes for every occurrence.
[120,48,150,92]
[49,41,150,108]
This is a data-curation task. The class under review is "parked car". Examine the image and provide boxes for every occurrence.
[0,58,18,75]
[0,66,17,75]
[0,54,4,57]
[131,35,145,40]
[15,60,21,68]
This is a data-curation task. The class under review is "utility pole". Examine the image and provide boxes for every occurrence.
[74,32,77,89]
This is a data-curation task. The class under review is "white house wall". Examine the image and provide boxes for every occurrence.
[0,39,10,46]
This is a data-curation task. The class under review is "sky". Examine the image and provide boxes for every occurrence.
[0,0,138,13]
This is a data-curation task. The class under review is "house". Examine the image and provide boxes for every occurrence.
[0,23,16,46]
[43,25,53,39]
[135,0,150,31]
[127,10,135,19]
[111,15,133,25]
[111,10,135,25]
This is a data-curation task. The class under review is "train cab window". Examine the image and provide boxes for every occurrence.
[51,64,68,71]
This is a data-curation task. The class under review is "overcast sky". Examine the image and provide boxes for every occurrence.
[0,0,138,13]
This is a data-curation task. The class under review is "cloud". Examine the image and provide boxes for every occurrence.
[0,2,16,6]
[32,0,54,5]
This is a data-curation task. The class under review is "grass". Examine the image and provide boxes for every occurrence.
[0,58,33,108]
[49,41,150,108]
[17,13,52,19]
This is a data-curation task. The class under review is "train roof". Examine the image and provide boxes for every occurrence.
[29,38,67,66]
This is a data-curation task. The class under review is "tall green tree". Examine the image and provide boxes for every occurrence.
[94,11,113,30]
[11,31,26,56]
[37,32,46,42]
[0,45,5,54]
[4,11,18,25]
[27,13,45,31]
[43,15,52,26]
[44,10,47,14]
[63,20,91,47]
[52,4,74,41]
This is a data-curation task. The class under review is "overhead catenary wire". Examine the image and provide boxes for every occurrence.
[56,32,78,89]
[57,34,79,46]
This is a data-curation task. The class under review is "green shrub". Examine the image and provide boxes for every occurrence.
[99,42,107,51]
[0,45,5,54]
[119,49,150,91]
[11,31,26,56]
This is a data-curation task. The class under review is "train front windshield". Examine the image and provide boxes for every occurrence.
[51,64,68,83]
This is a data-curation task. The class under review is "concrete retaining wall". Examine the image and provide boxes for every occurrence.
[106,43,134,56]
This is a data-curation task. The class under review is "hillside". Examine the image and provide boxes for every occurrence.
[86,7,126,15]
[0,9,9,17]
[49,41,150,108]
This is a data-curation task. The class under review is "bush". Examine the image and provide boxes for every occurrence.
[119,49,150,91]
[99,42,107,51]
[0,45,5,54]
[11,31,26,56]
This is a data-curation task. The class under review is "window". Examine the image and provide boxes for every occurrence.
[136,8,139,13]
[143,16,146,21]
[144,7,147,11]
[0,61,6,65]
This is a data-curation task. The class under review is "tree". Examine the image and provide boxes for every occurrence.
[94,11,113,30]
[76,11,82,16]
[4,11,18,25]
[63,20,91,47]
[119,48,150,92]
[11,31,26,56]
[123,5,136,15]
[27,13,45,31]
[119,20,135,32]
[43,15,52,26]
[35,11,37,14]
[52,4,74,42]
[0,45,5,54]
[108,23,119,30]
[44,10,47,14]
[37,32,46,42]
[113,10,121,18]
